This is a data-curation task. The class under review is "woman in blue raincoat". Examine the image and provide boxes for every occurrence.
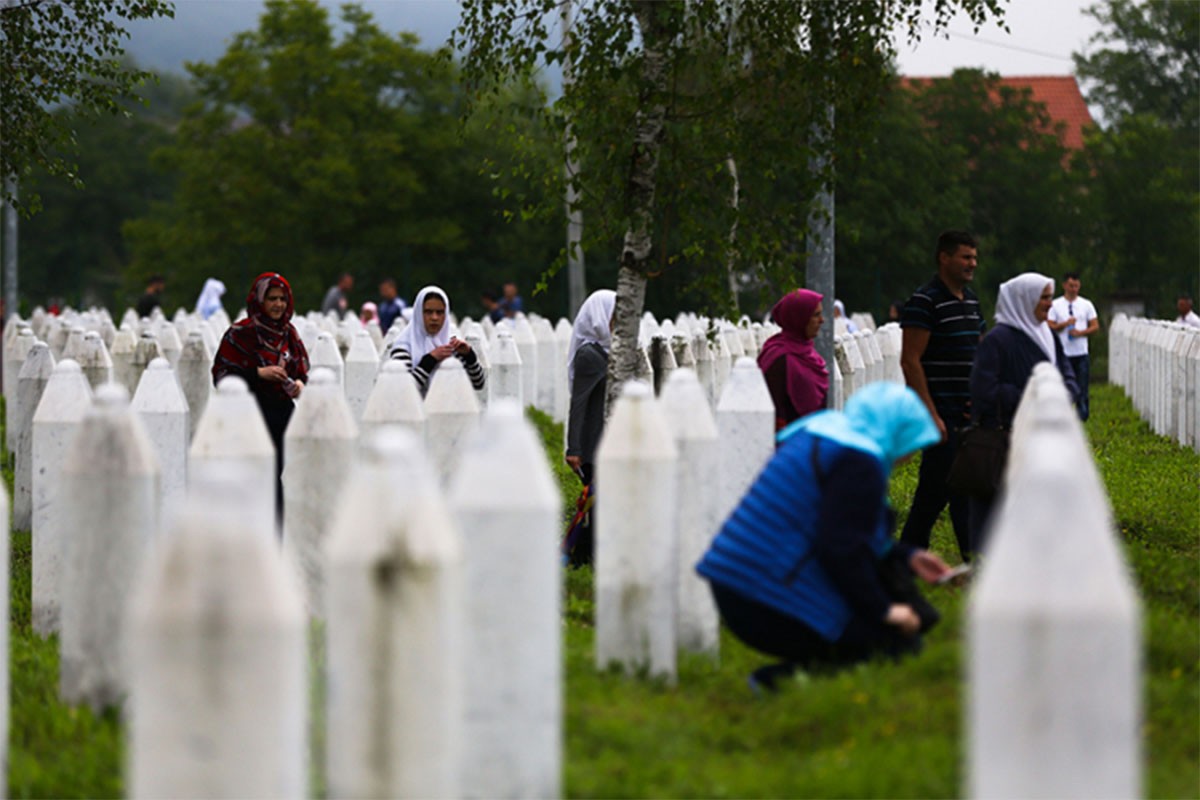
[697,382,955,691]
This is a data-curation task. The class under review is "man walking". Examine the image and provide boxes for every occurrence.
[321,272,354,316]
[377,278,406,334]
[899,230,984,560]
[1047,272,1099,420]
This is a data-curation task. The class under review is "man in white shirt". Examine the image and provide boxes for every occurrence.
[1177,295,1200,329]
[1047,272,1099,421]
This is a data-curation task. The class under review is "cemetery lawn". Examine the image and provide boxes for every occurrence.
[4,386,1197,798]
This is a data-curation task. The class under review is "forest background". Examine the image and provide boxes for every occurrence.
[6,0,1197,327]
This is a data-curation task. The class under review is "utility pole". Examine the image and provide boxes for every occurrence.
[3,176,16,323]
[561,0,586,317]
[805,110,834,384]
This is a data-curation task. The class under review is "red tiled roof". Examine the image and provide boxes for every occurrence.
[902,75,1096,151]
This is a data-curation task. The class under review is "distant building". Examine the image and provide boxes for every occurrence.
[902,74,1097,154]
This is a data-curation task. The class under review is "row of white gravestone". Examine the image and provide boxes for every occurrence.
[827,323,904,411]
[1107,314,1200,453]
[21,347,563,798]
[969,362,1141,799]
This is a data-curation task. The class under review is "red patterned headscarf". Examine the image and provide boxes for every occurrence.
[212,272,310,399]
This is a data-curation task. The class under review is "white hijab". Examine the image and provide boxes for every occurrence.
[195,278,226,320]
[994,272,1056,364]
[567,289,616,383]
[391,285,451,361]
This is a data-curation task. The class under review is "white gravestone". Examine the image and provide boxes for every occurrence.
[59,383,160,711]
[177,330,213,443]
[128,470,308,800]
[133,358,190,521]
[715,357,775,524]
[325,429,464,800]
[489,329,523,406]
[449,400,563,799]
[510,316,539,410]
[359,360,427,443]
[531,316,559,416]
[282,368,358,616]
[969,377,1141,799]
[155,320,183,369]
[31,360,93,635]
[595,381,679,682]
[311,331,345,387]
[79,331,114,391]
[61,326,87,362]
[711,330,732,402]
[423,356,480,485]
[660,369,721,657]
[15,342,56,530]
[692,329,716,407]
[649,335,677,396]
[189,377,277,538]
[554,318,573,423]
[462,325,491,407]
[343,329,379,423]
[127,330,162,398]
[6,325,35,454]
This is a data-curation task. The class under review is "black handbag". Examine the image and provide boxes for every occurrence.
[946,425,1010,497]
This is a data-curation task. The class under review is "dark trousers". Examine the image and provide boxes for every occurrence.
[968,492,998,557]
[1068,354,1090,421]
[710,583,918,674]
[899,424,971,560]
[256,397,295,535]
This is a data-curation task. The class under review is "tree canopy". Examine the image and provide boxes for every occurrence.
[0,0,175,211]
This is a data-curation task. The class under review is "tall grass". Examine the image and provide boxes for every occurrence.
[6,386,1197,798]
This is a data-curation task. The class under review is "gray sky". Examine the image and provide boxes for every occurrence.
[125,0,1105,99]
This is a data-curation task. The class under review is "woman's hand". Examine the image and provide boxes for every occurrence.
[284,379,303,399]
[450,336,471,355]
[257,365,288,383]
[909,550,952,584]
[885,603,921,637]
[565,455,582,472]
[430,344,456,361]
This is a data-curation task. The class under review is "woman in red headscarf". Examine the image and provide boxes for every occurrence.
[212,272,310,524]
[758,289,829,430]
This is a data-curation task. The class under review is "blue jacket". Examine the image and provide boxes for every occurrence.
[697,383,941,642]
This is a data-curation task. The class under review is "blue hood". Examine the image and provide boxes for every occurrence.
[779,383,940,468]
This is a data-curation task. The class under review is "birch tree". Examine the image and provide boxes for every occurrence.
[454,0,1006,411]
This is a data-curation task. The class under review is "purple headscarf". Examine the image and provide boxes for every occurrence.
[758,289,829,420]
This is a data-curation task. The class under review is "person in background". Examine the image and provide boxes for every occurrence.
[833,300,858,333]
[481,290,505,323]
[321,272,354,316]
[758,288,828,431]
[697,382,952,693]
[888,299,905,323]
[498,282,524,318]
[1176,294,1200,329]
[377,278,406,334]
[194,278,227,320]
[968,272,1078,554]
[898,230,984,562]
[564,288,617,567]
[388,285,485,397]
[360,301,378,326]
[1046,271,1099,421]
[212,272,309,528]
[136,275,166,318]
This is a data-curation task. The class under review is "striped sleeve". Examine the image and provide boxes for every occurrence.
[389,346,433,395]
[459,349,486,391]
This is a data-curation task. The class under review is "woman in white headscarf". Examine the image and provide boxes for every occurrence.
[195,278,226,320]
[387,285,484,397]
[968,272,1079,553]
[563,288,616,566]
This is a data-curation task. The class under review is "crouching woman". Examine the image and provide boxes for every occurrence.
[697,382,954,691]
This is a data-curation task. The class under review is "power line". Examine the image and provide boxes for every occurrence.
[945,30,1076,63]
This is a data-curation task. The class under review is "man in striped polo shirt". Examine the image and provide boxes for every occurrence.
[898,230,984,560]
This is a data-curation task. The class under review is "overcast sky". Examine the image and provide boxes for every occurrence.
[125,0,1106,90]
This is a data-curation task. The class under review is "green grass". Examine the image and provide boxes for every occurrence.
[7,389,1198,798]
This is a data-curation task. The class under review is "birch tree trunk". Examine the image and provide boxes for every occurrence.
[605,0,671,416]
